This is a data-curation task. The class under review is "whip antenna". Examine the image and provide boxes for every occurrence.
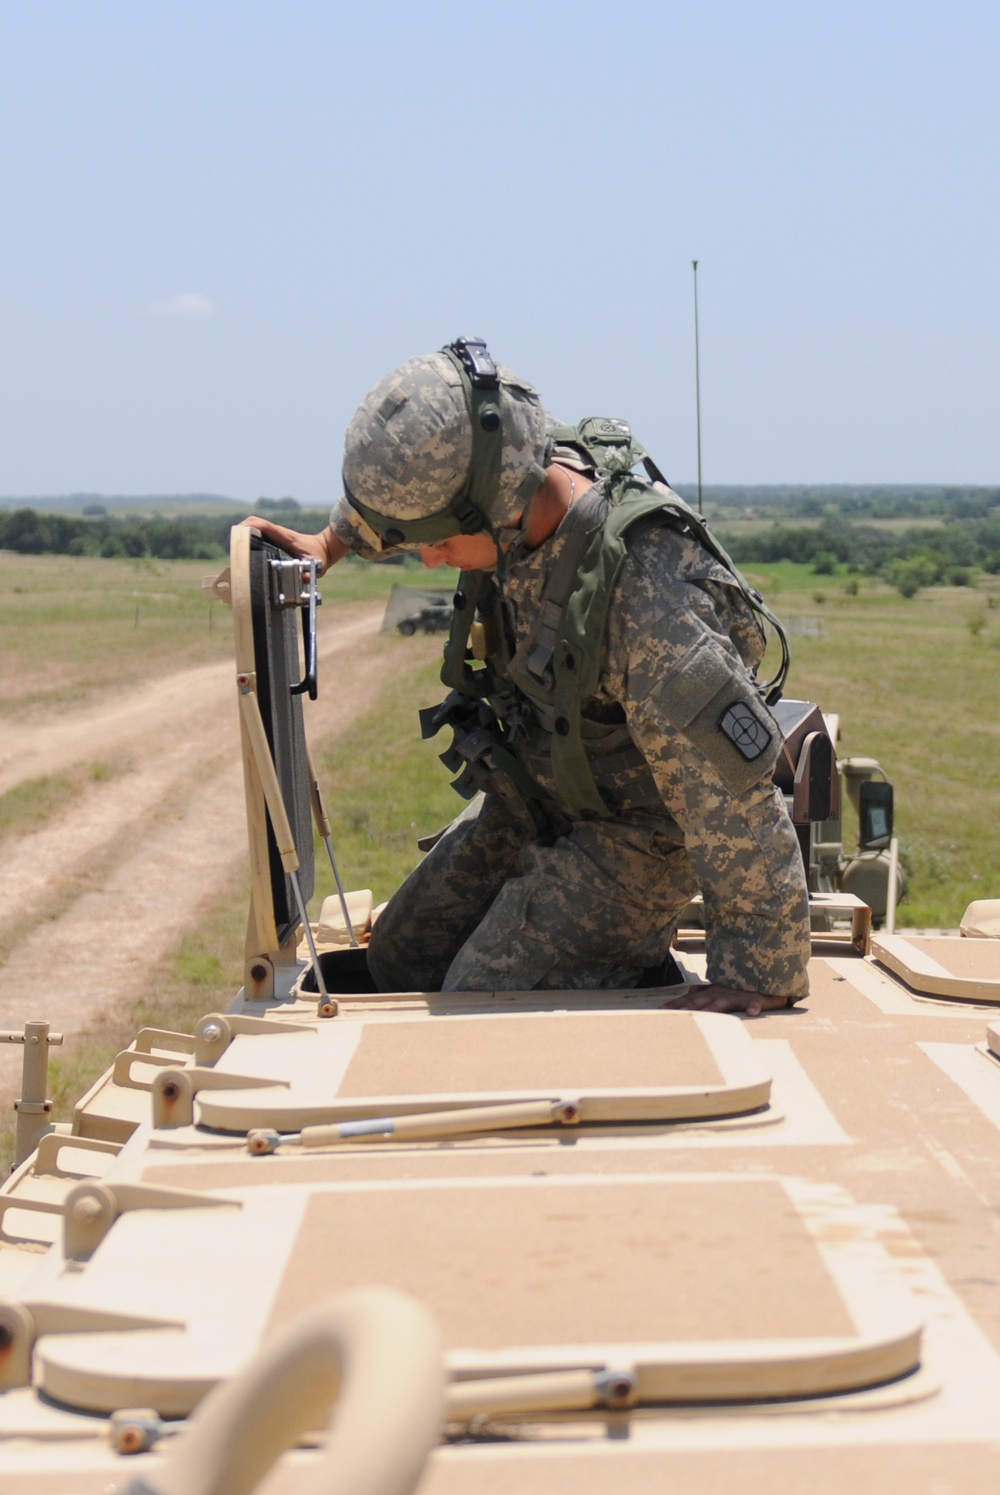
[692,259,704,517]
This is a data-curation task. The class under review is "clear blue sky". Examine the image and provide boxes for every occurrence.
[1,1,997,500]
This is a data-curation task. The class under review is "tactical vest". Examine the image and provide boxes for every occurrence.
[420,419,790,822]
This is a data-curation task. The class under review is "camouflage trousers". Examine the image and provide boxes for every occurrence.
[366,791,698,993]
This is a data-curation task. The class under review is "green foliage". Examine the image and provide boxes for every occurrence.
[0,504,329,562]
[684,482,1000,522]
[756,575,1000,927]
[887,552,941,597]
[723,513,1000,594]
[7,492,1000,591]
[256,497,301,515]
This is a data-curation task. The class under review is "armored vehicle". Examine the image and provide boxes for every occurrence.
[1,526,998,1495]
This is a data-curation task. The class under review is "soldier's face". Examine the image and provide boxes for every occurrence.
[419,534,500,572]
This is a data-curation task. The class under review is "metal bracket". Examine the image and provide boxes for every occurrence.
[131,1028,196,1056]
[0,1297,185,1391]
[63,1180,239,1261]
[193,1011,312,1068]
[201,567,232,605]
[33,1133,122,1179]
[152,1066,290,1129]
[268,557,321,700]
[112,1050,190,1091]
[109,1028,198,1090]
[0,1178,237,1269]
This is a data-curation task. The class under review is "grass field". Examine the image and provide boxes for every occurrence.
[310,565,1000,930]
[743,563,1000,924]
[312,657,468,910]
[3,546,997,907]
[0,553,233,716]
[0,549,447,719]
[1,550,998,1172]
[2,548,996,925]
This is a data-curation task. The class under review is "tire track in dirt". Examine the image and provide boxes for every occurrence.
[0,608,381,936]
[0,607,383,797]
[0,603,400,1103]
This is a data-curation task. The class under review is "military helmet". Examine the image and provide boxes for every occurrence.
[333,338,550,552]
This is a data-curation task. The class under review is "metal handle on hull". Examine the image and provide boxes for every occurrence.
[113,1288,444,1495]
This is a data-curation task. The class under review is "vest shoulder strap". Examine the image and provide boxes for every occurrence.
[437,420,791,820]
[517,467,791,819]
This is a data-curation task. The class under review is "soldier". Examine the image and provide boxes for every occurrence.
[244,339,810,1015]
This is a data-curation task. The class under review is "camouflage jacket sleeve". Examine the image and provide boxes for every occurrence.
[604,524,811,1001]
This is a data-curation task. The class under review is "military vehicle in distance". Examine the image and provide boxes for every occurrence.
[383,582,455,636]
[1,525,999,1495]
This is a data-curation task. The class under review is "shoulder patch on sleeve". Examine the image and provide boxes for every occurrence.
[719,701,773,761]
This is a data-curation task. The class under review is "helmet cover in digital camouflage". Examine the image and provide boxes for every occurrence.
[332,348,550,553]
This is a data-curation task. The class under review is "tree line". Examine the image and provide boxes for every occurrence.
[718,515,1000,595]
[0,506,330,561]
[683,484,1000,520]
[3,500,999,599]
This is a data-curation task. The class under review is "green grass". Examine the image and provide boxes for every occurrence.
[0,552,234,716]
[311,654,465,909]
[0,774,78,842]
[739,560,880,594]
[0,549,457,719]
[748,566,1000,926]
[0,761,127,846]
[320,554,460,607]
[312,572,1000,930]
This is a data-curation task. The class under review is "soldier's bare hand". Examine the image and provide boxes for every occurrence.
[238,519,347,576]
[660,984,788,1017]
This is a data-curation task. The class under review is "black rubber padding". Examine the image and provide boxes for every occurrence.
[248,535,315,945]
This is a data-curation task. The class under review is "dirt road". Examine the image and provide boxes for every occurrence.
[0,602,390,1106]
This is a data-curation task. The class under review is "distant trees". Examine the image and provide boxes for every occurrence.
[0,506,327,562]
[684,484,1000,522]
[721,514,1000,596]
[255,497,301,516]
[4,488,999,600]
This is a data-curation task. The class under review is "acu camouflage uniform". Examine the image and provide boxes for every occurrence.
[355,460,811,1001]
